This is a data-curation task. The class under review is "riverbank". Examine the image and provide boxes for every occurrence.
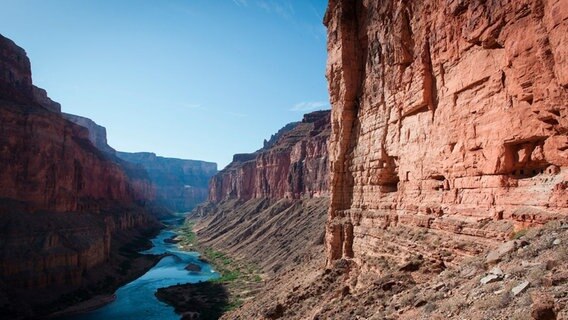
[46,226,165,318]
[155,221,264,318]
[155,282,229,320]
[48,295,116,318]
[53,217,219,320]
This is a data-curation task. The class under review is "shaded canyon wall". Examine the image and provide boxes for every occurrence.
[0,33,159,316]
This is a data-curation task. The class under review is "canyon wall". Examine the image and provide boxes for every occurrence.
[222,2,567,319]
[324,0,568,269]
[209,110,331,203]
[193,110,331,273]
[117,152,217,212]
[63,113,116,154]
[0,33,159,317]
[62,114,215,214]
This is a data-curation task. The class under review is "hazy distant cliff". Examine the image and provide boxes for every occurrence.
[61,113,216,214]
[63,113,116,154]
[117,152,217,212]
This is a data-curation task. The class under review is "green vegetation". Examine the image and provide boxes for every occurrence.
[212,270,242,283]
[204,248,234,267]
[222,298,244,312]
[175,221,264,313]
[178,222,197,246]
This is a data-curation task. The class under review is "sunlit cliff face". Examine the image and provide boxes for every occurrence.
[324,0,568,268]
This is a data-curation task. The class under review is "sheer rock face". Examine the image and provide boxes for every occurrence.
[0,34,33,104]
[208,110,331,203]
[63,113,116,154]
[0,33,158,309]
[0,34,60,112]
[116,152,217,212]
[325,0,568,268]
[193,111,331,277]
[0,103,151,212]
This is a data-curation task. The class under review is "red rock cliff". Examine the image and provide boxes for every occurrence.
[325,0,568,268]
[0,33,158,316]
[209,110,331,202]
[0,105,152,212]
[192,110,331,277]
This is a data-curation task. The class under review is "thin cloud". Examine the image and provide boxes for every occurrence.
[237,1,323,41]
[256,0,294,20]
[232,0,248,7]
[290,101,330,112]
[308,3,323,21]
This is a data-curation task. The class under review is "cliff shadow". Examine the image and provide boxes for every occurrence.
[155,281,230,320]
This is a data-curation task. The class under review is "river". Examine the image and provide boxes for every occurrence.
[61,216,219,320]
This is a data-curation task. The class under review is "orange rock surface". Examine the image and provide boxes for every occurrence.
[209,111,331,202]
[325,0,568,268]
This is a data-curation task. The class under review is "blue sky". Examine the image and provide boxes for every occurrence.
[0,0,329,168]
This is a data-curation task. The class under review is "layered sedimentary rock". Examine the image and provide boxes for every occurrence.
[325,0,568,269]
[0,33,159,317]
[61,113,217,213]
[193,110,331,274]
[0,102,152,212]
[220,1,567,319]
[117,152,217,212]
[209,111,331,203]
[63,113,116,154]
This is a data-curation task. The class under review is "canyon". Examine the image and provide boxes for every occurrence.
[61,113,218,214]
[0,33,215,319]
[188,0,568,319]
[0,0,566,318]
[154,110,332,318]
[0,33,159,319]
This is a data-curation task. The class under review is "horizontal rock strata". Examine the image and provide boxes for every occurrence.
[193,110,332,274]
[324,0,568,270]
[0,33,159,317]
[209,111,331,203]
[117,152,217,213]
